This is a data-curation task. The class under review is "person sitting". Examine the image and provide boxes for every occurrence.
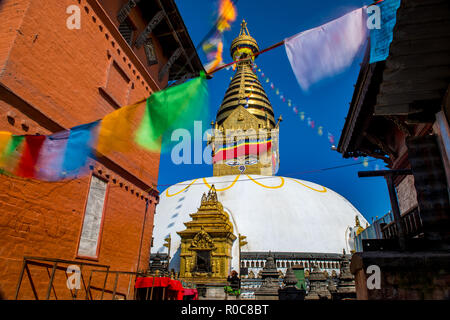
[224,270,241,296]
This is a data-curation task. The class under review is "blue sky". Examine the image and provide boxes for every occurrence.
[158,0,391,222]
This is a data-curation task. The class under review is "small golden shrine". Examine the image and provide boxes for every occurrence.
[177,185,236,284]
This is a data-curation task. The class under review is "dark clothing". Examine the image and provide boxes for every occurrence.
[227,275,241,290]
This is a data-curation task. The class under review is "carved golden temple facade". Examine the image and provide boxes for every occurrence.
[209,20,281,177]
[177,186,236,284]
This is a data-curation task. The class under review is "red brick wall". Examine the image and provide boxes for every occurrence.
[0,0,168,299]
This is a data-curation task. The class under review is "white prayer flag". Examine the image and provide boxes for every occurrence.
[285,8,367,91]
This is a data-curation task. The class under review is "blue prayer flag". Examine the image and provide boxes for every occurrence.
[369,0,401,63]
[61,121,99,178]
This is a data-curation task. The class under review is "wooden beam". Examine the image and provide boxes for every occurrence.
[374,104,414,115]
[159,47,182,81]
[396,2,450,25]
[135,10,165,48]
[390,37,450,56]
[385,115,413,136]
[155,29,184,37]
[386,52,450,70]
[380,79,449,94]
[155,0,195,76]
[365,133,397,160]
[117,0,140,24]
[382,65,450,83]
[377,90,443,107]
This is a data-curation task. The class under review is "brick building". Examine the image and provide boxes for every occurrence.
[0,0,203,299]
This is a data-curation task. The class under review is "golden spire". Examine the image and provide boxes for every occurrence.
[239,19,250,36]
[216,20,274,127]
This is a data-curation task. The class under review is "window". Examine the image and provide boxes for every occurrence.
[195,250,211,272]
[77,175,108,258]
[144,38,158,66]
[118,19,135,46]
[103,59,131,107]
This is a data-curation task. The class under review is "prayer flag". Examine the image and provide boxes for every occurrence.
[285,8,367,91]
[0,135,25,174]
[328,132,335,144]
[61,121,99,178]
[97,100,143,155]
[16,135,46,178]
[217,0,237,32]
[35,130,70,181]
[318,126,323,136]
[0,132,13,168]
[136,72,209,153]
[369,0,401,63]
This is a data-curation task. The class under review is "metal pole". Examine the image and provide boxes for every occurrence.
[127,274,133,300]
[386,175,407,250]
[101,268,110,300]
[112,273,119,300]
[25,264,39,300]
[46,267,58,300]
[45,262,58,300]
[14,259,26,300]
[150,276,155,300]
[86,271,93,300]
[74,264,84,300]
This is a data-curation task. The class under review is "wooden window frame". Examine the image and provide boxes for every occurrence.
[75,173,110,261]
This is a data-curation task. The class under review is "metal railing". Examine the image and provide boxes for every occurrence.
[14,256,197,300]
[14,256,110,300]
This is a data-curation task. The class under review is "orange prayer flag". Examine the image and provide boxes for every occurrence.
[96,100,145,155]
[0,131,13,167]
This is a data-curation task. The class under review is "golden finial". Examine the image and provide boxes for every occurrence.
[239,19,250,37]
[230,19,259,60]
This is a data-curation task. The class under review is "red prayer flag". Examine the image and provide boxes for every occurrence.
[16,135,46,178]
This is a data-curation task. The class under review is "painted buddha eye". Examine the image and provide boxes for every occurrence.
[226,160,239,166]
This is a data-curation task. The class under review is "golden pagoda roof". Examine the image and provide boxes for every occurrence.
[217,20,275,127]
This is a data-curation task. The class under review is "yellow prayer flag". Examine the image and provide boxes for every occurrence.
[97,100,145,155]
[0,131,12,166]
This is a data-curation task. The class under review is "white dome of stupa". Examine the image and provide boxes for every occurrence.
[152,174,367,271]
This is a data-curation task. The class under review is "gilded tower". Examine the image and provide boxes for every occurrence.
[210,20,280,177]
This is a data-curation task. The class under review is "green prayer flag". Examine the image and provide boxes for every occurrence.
[0,135,25,174]
[135,72,209,153]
